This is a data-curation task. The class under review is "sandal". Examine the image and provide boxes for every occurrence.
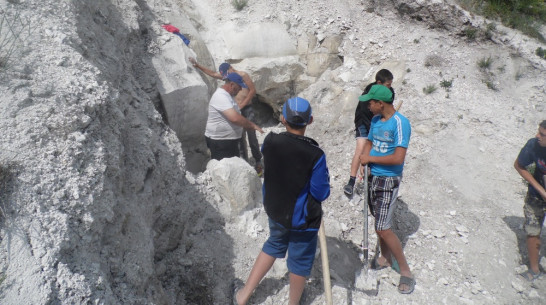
[231,279,243,305]
[398,275,415,294]
[519,269,541,282]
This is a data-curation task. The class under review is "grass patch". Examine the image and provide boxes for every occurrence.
[231,0,248,11]
[440,79,453,91]
[537,47,546,59]
[477,56,493,69]
[484,80,498,91]
[463,27,479,40]
[423,84,437,94]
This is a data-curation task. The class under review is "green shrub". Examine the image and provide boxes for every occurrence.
[423,84,437,94]
[484,80,498,91]
[458,0,546,42]
[232,0,248,11]
[440,79,453,90]
[537,47,546,59]
[477,56,493,69]
[464,27,479,40]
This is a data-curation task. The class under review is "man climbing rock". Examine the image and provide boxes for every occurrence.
[190,58,264,174]
[204,72,263,160]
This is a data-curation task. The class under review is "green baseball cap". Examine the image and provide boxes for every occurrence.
[358,84,393,103]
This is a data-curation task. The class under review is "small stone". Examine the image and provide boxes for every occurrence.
[449,210,457,216]
[528,290,539,298]
[456,225,468,233]
[433,230,445,238]
[438,277,449,285]
[511,280,524,293]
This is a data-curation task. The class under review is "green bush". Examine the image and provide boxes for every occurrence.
[537,47,546,59]
[464,27,479,40]
[423,84,437,94]
[458,0,546,42]
[232,0,248,11]
[440,79,453,90]
[477,56,493,69]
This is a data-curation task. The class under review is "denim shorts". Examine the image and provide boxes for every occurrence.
[355,124,369,138]
[262,219,318,277]
[523,193,546,236]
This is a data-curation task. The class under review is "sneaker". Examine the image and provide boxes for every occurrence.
[343,183,353,196]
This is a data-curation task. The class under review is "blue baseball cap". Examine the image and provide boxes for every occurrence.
[219,62,231,78]
[282,97,312,126]
[226,73,247,89]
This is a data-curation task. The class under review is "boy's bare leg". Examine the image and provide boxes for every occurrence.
[236,251,276,305]
[288,273,306,305]
[350,138,367,177]
[377,237,393,266]
[377,229,412,290]
[527,236,541,274]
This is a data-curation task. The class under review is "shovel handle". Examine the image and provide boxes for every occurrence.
[318,220,333,305]
[362,165,369,266]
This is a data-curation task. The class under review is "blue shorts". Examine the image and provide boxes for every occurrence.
[355,124,369,138]
[262,219,318,277]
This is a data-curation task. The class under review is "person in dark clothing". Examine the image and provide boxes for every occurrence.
[232,97,330,305]
[344,69,395,196]
[514,120,546,281]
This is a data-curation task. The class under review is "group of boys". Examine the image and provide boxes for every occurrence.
[191,60,414,303]
[191,59,545,303]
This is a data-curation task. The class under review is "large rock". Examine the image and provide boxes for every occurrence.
[235,56,306,114]
[152,21,212,173]
[206,157,262,217]
[223,23,297,59]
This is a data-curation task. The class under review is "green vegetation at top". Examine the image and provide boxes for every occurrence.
[232,0,248,11]
[458,0,546,42]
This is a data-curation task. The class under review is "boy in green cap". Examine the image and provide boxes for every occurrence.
[359,84,415,294]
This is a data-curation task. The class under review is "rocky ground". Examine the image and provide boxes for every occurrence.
[190,0,546,304]
[0,0,545,304]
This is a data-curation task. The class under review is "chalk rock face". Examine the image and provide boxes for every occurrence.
[152,42,208,143]
[235,56,306,114]
[206,157,262,217]
[223,23,297,59]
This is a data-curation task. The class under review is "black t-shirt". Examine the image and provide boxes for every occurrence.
[354,83,395,129]
[517,138,546,198]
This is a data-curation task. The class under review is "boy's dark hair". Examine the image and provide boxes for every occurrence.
[540,120,546,129]
[375,69,394,83]
[285,121,306,130]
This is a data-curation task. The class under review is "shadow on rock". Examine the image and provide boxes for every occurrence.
[503,215,546,267]
[392,198,420,249]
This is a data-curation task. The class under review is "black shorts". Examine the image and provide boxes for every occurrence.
[205,137,240,160]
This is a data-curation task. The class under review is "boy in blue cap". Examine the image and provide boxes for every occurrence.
[233,97,331,305]
[359,85,415,294]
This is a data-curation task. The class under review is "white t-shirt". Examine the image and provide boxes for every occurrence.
[205,88,243,140]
